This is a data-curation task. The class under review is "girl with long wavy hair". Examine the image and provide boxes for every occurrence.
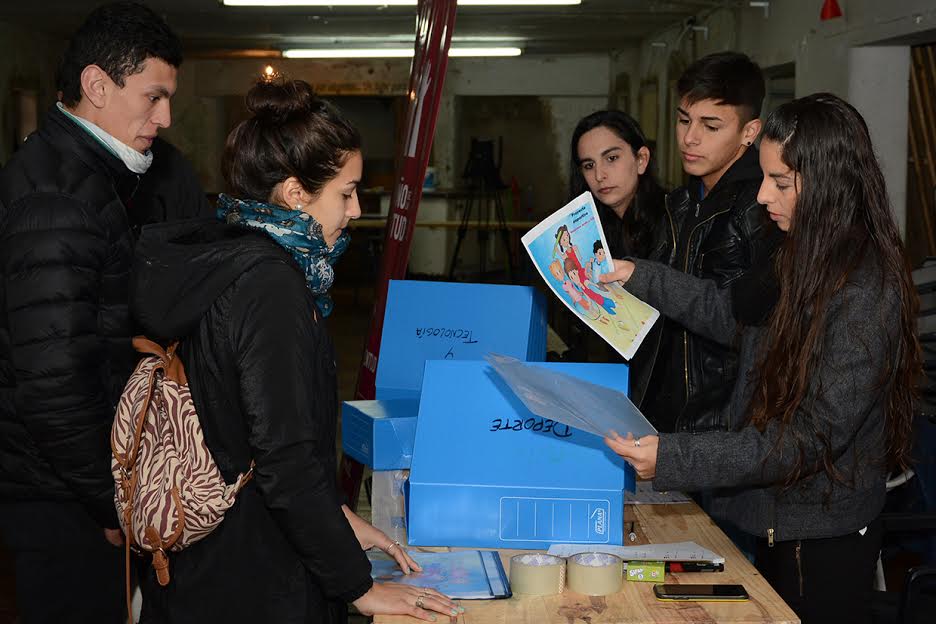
[601,93,921,623]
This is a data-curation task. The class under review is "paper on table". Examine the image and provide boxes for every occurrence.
[625,480,692,505]
[486,353,657,439]
[368,550,510,599]
[547,541,725,565]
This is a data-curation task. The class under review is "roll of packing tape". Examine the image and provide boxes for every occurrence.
[509,554,566,596]
[566,552,623,596]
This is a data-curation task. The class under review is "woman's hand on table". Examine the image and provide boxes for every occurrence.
[599,259,636,285]
[353,582,463,622]
[605,431,659,479]
[342,504,421,574]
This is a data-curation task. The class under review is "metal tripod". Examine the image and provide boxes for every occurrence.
[447,138,515,281]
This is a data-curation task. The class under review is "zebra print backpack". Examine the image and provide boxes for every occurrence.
[111,337,253,590]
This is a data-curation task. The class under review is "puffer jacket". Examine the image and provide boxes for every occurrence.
[643,147,783,433]
[0,106,142,528]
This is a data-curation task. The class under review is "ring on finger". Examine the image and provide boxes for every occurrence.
[634,438,641,447]
[386,540,401,553]
[415,596,425,609]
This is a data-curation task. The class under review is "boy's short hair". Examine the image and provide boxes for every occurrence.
[593,240,602,254]
[677,52,765,123]
[57,2,183,107]
[563,257,578,274]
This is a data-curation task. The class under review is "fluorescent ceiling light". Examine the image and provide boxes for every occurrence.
[223,1,580,6]
[284,48,413,58]
[448,47,522,57]
[283,46,521,58]
[283,35,525,43]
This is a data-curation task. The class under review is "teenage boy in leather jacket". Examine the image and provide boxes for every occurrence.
[641,52,784,434]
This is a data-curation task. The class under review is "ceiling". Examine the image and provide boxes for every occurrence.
[0,1,723,56]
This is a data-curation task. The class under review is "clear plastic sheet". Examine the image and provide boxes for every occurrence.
[486,353,657,439]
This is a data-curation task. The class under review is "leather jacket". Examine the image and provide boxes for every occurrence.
[643,147,784,433]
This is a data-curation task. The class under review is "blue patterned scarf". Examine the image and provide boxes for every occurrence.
[217,194,350,317]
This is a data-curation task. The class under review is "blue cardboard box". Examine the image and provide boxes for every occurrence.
[341,399,419,470]
[406,360,634,550]
[375,280,547,400]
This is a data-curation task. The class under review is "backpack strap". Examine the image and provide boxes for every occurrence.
[132,336,187,385]
[121,339,187,612]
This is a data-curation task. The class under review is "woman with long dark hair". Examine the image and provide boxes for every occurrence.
[602,93,921,623]
[569,110,672,262]
[570,111,674,409]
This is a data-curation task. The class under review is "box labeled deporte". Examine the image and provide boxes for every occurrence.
[406,360,633,550]
[375,280,547,400]
[341,399,418,470]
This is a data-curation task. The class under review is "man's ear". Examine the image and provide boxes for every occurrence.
[79,65,110,109]
[742,117,762,147]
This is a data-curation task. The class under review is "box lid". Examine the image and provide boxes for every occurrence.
[376,280,547,398]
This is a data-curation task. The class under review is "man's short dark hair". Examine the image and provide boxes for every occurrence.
[593,240,602,254]
[677,52,765,123]
[57,2,183,107]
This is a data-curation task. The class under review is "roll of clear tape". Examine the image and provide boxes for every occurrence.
[566,552,623,596]
[509,554,566,596]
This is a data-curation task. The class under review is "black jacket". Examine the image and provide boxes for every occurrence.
[0,106,142,528]
[0,107,211,529]
[132,219,372,624]
[643,148,783,433]
[131,137,212,235]
[597,199,677,409]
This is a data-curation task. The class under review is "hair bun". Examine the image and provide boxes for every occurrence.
[246,79,320,124]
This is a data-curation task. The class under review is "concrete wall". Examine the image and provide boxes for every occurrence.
[848,46,912,238]
[0,21,62,166]
[163,53,620,198]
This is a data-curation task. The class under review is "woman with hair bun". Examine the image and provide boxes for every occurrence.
[131,79,459,623]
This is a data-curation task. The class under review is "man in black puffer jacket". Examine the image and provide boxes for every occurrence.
[641,52,784,435]
[0,4,187,623]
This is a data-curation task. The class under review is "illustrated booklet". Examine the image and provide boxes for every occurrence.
[521,191,658,360]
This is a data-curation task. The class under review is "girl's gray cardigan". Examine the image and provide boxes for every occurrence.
[626,258,896,542]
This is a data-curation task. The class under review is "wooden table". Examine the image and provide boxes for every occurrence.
[375,502,799,624]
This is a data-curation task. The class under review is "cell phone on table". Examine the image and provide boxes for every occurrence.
[653,583,749,601]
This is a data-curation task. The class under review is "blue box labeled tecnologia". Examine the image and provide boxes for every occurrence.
[406,360,634,550]
[341,399,419,470]
[375,280,547,400]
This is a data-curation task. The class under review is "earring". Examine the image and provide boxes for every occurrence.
[296,204,302,210]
